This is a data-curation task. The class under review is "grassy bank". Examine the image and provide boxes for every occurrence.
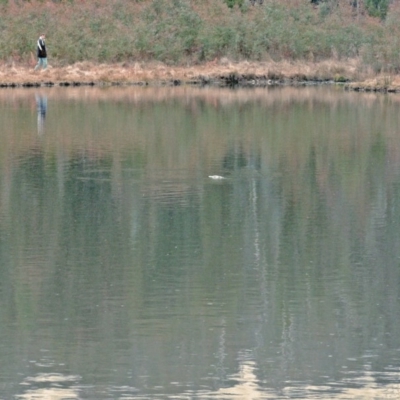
[1,0,400,87]
[0,58,365,87]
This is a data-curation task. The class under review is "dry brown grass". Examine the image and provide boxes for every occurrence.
[0,58,369,86]
[346,74,400,91]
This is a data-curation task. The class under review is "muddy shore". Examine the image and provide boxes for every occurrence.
[1,60,400,92]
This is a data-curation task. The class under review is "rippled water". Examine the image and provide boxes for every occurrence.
[0,86,400,399]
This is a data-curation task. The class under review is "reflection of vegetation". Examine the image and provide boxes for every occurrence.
[223,145,252,171]
[1,88,400,396]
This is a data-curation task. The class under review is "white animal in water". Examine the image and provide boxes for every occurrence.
[208,175,225,180]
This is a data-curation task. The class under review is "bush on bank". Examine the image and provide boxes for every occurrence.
[0,0,399,73]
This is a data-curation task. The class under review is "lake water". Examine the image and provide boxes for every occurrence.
[0,85,399,399]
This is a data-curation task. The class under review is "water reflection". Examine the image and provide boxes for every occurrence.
[35,93,47,135]
[1,86,400,399]
[188,360,400,399]
[17,374,80,400]
[14,365,400,399]
[197,360,272,399]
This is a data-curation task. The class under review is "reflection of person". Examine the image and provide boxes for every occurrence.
[34,34,47,71]
[35,94,47,135]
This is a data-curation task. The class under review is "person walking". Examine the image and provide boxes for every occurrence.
[34,34,47,71]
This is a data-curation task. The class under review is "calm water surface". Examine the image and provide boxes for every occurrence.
[0,86,400,399]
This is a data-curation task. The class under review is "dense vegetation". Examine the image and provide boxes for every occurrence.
[0,0,399,73]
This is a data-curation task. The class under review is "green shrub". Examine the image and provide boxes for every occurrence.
[224,0,244,9]
[365,0,389,19]
[132,0,202,63]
